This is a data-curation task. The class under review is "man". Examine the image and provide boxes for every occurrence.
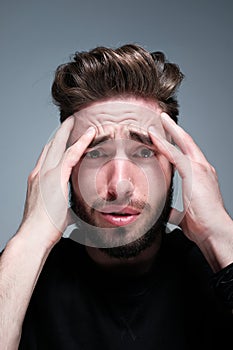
[0,44,232,349]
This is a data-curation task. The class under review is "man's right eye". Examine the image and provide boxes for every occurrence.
[85,149,105,159]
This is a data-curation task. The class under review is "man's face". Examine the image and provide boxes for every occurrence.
[69,98,173,255]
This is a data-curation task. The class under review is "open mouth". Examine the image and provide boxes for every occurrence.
[99,207,140,226]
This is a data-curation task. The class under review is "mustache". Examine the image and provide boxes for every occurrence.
[91,198,151,212]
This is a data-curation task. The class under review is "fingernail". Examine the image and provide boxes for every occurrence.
[148,126,157,135]
[86,126,95,135]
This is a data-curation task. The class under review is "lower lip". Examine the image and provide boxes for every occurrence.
[100,213,139,226]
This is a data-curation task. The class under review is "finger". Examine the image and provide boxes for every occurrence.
[29,141,52,177]
[161,112,208,164]
[60,126,96,184]
[42,116,75,173]
[148,126,189,178]
[149,126,193,217]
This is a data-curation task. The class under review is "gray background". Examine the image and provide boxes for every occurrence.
[1,0,232,250]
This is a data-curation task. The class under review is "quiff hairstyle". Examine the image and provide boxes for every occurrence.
[51,44,184,123]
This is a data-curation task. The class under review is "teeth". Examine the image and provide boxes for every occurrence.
[111,213,130,216]
[112,216,130,222]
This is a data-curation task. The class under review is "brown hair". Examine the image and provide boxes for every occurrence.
[51,44,184,123]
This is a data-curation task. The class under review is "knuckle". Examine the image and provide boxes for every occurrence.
[210,165,217,174]
[65,147,78,163]
[28,171,36,182]
[65,146,73,157]
[28,168,41,183]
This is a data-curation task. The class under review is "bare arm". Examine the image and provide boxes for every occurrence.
[0,228,53,349]
[0,118,95,349]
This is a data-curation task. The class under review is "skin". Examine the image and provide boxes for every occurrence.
[149,112,233,271]
[69,97,233,271]
[0,96,232,349]
[70,99,172,251]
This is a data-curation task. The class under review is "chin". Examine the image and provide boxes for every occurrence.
[69,180,174,257]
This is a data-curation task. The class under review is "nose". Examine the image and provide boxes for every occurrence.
[103,159,135,201]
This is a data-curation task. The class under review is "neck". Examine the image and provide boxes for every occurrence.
[86,233,162,276]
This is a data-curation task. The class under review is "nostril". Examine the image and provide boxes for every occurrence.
[106,179,134,202]
[115,179,134,199]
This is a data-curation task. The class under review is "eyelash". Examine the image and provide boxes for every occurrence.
[133,147,155,158]
[85,147,156,159]
[85,149,108,159]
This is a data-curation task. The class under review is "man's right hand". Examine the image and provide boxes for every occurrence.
[0,117,96,350]
[19,116,96,249]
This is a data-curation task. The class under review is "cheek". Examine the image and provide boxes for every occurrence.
[71,162,100,207]
[145,158,171,203]
[156,155,172,187]
[71,156,172,207]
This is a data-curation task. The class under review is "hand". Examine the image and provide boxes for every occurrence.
[19,117,96,248]
[148,112,231,247]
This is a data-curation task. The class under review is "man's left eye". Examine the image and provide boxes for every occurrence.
[133,147,155,158]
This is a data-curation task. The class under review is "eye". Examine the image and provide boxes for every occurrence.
[85,149,105,159]
[133,147,155,158]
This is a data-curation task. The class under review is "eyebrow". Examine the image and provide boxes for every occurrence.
[88,135,111,148]
[88,131,153,149]
[129,131,153,146]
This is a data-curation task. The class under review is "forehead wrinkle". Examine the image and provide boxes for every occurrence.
[91,114,140,126]
[70,100,162,147]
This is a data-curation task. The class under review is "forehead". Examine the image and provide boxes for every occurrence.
[70,98,163,143]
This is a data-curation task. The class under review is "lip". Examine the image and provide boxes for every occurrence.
[99,212,140,226]
[98,205,141,215]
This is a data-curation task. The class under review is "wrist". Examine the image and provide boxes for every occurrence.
[16,218,62,252]
[198,214,233,272]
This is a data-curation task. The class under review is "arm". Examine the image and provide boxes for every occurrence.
[148,112,233,273]
[0,118,95,349]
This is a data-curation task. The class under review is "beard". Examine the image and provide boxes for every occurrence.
[69,181,173,259]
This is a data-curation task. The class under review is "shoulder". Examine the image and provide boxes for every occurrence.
[163,227,204,264]
[35,237,87,288]
[162,228,215,285]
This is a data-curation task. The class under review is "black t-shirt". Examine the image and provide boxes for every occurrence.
[19,229,233,350]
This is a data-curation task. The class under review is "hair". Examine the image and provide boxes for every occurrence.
[51,44,184,123]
